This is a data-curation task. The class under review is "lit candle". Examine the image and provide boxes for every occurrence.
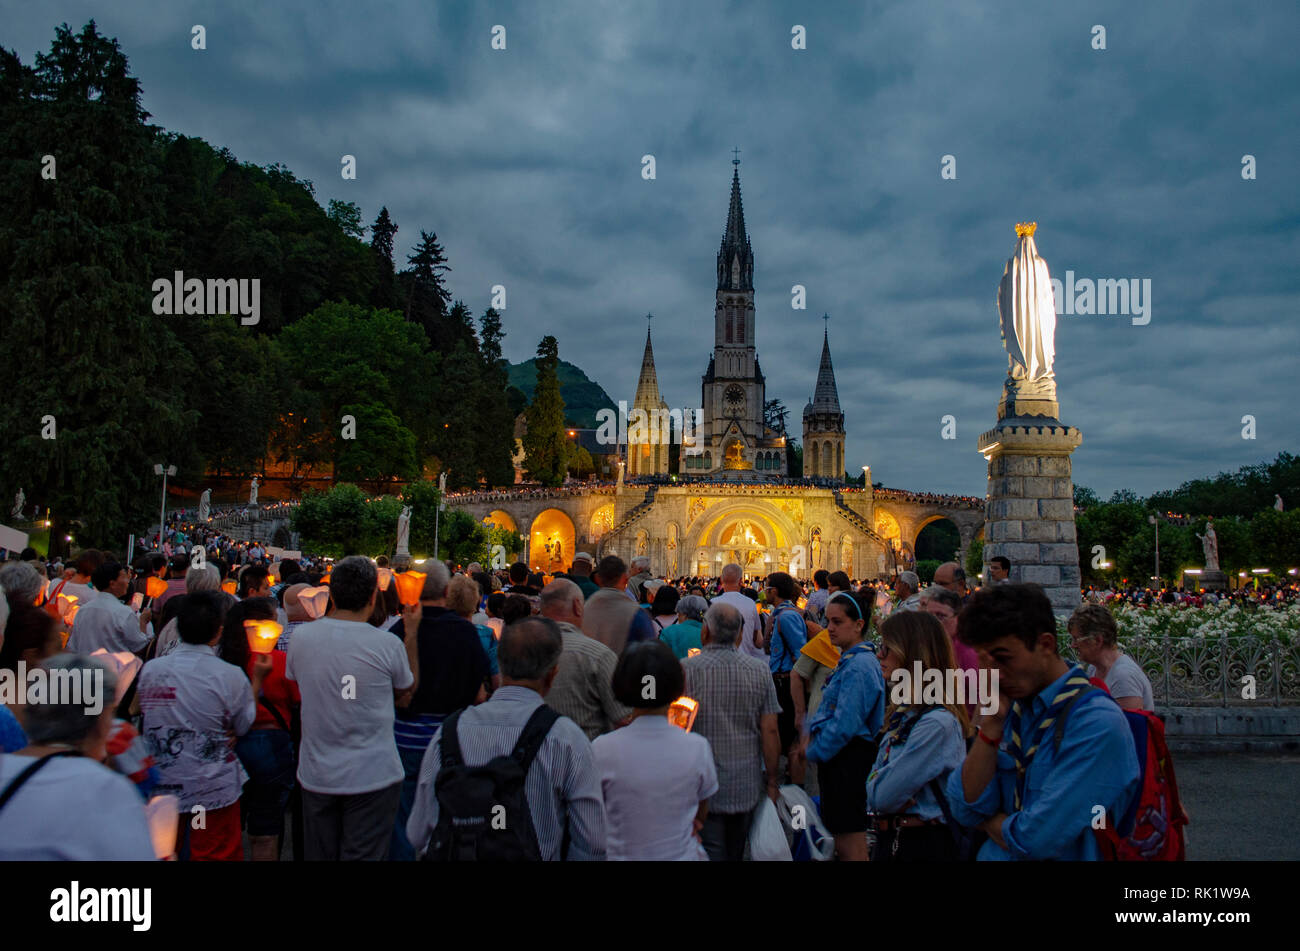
[667,695,699,731]
[245,619,283,653]
[145,577,167,599]
[298,586,331,619]
[145,794,179,860]
[393,571,427,606]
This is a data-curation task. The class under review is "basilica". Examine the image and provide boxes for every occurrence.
[463,160,985,581]
[626,158,846,481]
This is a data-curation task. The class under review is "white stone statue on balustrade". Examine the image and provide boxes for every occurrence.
[11,487,24,519]
[998,222,1057,407]
[198,489,211,522]
[248,477,259,506]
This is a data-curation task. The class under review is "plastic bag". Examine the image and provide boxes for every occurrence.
[777,784,835,861]
[748,797,792,861]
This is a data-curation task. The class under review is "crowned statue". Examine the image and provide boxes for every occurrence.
[396,505,412,557]
[997,223,1059,417]
[1196,519,1219,572]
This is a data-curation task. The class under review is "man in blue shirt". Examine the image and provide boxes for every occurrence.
[763,572,809,784]
[946,584,1139,860]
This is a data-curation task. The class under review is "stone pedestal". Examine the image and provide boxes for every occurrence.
[1195,569,1230,591]
[978,417,1083,614]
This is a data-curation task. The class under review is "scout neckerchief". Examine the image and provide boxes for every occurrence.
[1007,666,1093,809]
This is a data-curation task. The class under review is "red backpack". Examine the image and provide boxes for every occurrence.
[1053,690,1188,861]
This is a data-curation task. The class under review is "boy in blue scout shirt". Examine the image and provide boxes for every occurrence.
[946,583,1139,860]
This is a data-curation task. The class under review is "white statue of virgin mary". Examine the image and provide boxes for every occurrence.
[998,222,1056,386]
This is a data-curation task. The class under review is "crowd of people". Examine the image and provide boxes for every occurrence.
[1,522,1178,862]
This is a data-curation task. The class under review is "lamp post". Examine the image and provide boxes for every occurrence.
[154,463,177,550]
[434,471,447,561]
[1148,514,1160,584]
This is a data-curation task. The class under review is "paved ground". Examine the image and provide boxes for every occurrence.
[1176,753,1300,860]
[246,753,1300,861]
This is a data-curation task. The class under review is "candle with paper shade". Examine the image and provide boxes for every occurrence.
[393,570,427,606]
[145,576,167,599]
[297,586,331,619]
[145,795,179,860]
[221,580,237,595]
[245,619,283,653]
[686,648,701,658]
[667,696,699,732]
[56,593,79,623]
[377,567,393,592]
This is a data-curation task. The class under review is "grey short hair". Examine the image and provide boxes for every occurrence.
[898,570,920,591]
[499,616,564,680]
[720,563,743,584]
[630,556,650,573]
[185,563,220,593]
[676,595,708,622]
[921,585,963,614]
[539,578,581,617]
[0,561,45,606]
[22,653,117,745]
[419,559,452,601]
[703,601,742,646]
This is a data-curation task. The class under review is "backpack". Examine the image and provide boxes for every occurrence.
[423,704,560,862]
[1052,689,1187,861]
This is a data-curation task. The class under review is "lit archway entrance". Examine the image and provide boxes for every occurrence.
[529,508,575,574]
[485,510,517,532]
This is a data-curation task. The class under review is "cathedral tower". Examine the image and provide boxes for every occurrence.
[628,323,670,476]
[695,156,787,478]
[802,327,846,482]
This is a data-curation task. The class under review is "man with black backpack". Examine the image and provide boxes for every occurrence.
[406,616,606,861]
[945,584,1140,860]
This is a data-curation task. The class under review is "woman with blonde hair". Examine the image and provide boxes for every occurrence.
[867,610,970,862]
[447,574,500,692]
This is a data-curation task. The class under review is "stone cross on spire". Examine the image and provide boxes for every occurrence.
[732,147,741,165]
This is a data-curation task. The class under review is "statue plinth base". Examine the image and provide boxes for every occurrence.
[246,505,260,521]
[978,415,1084,615]
[1192,569,1229,591]
[998,376,1059,422]
[395,545,410,558]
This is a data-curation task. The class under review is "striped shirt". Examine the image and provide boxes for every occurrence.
[405,686,606,861]
[683,644,782,815]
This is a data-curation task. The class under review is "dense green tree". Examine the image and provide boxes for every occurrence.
[0,22,195,548]
[327,199,365,239]
[522,336,568,486]
[276,301,433,480]
[334,402,420,490]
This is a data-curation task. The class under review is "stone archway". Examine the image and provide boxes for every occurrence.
[485,509,517,532]
[684,499,801,580]
[529,508,575,574]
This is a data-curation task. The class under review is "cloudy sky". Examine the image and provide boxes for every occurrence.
[6,0,1297,497]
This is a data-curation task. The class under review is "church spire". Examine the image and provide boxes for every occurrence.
[812,328,841,412]
[717,159,754,291]
[633,322,665,408]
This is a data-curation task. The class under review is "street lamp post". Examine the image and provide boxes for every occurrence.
[1148,514,1160,584]
[434,471,447,561]
[154,463,177,550]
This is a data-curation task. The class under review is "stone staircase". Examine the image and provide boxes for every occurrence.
[601,485,659,549]
[831,490,890,547]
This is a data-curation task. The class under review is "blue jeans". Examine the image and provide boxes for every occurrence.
[234,729,295,838]
[390,743,431,862]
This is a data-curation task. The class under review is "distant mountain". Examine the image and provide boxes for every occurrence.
[507,359,619,429]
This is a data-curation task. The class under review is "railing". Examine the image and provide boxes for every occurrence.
[831,491,890,547]
[605,486,658,540]
[1059,635,1300,706]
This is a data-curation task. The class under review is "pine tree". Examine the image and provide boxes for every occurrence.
[369,206,398,309]
[522,336,568,486]
[475,307,517,486]
[404,229,452,340]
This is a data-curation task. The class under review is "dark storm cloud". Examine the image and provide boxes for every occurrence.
[4,0,1296,497]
